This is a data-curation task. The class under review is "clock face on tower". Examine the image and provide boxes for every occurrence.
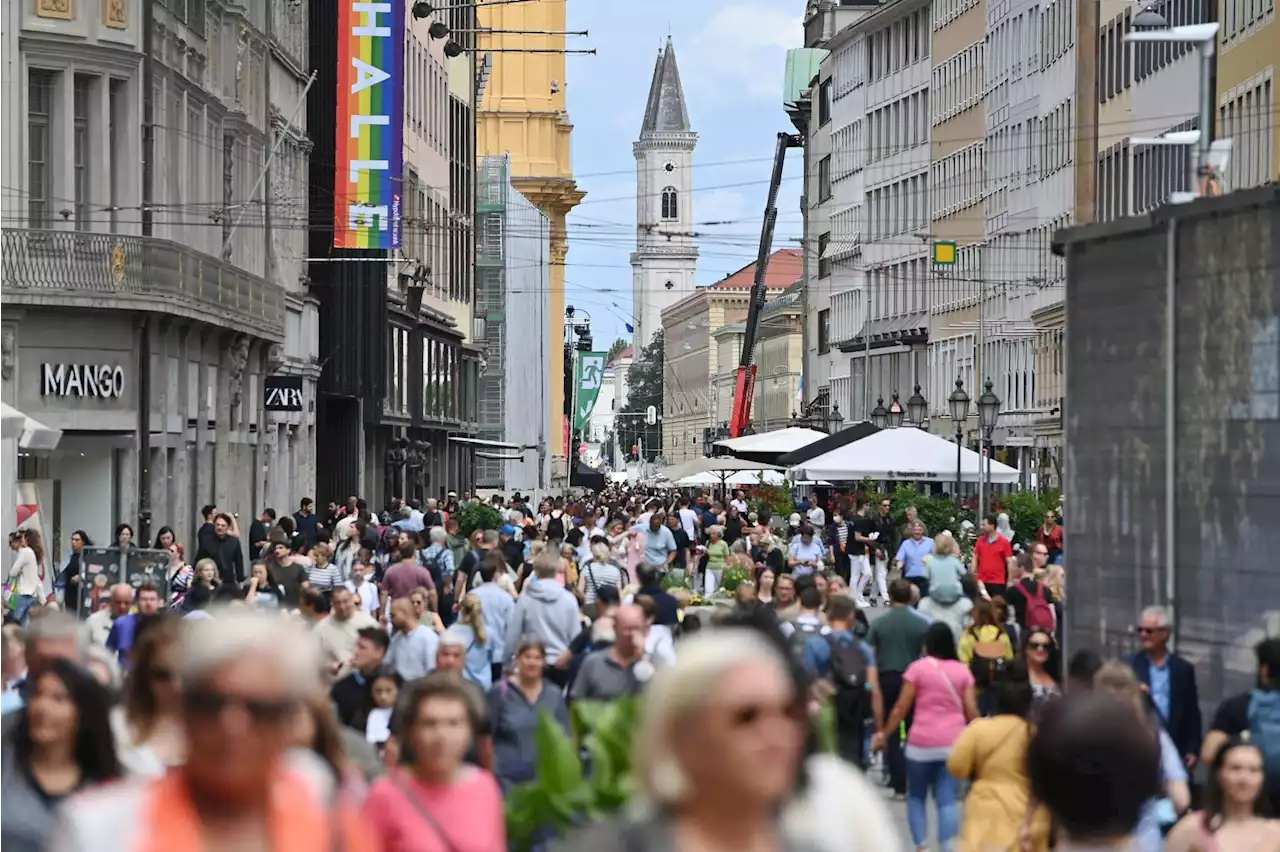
[663,161,676,173]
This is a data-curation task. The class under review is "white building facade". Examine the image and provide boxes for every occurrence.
[630,37,698,357]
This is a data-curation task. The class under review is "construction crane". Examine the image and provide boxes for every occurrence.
[728,131,802,438]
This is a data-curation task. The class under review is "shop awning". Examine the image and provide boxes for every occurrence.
[713,426,828,455]
[449,436,530,450]
[1,402,62,451]
[790,426,1019,483]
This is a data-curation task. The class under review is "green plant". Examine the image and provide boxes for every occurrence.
[456,501,503,537]
[505,699,641,851]
[720,563,752,593]
[661,572,691,591]
[749,481,795,519]
[1000,488,1061,543]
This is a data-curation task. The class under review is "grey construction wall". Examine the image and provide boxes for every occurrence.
[1062,186,1280,714]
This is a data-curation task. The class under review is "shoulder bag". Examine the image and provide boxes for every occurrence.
[391,773,462,852]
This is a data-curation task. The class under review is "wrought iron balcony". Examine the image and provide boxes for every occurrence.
[1,228,286,341]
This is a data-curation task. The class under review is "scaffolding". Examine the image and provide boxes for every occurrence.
[475,156,508,488]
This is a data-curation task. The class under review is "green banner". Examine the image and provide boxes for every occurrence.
[573,351,608,432]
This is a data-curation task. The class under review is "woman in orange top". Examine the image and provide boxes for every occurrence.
[47,609,375,852]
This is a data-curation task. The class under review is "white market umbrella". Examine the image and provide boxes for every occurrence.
[791,426,1019,484]
[713,426,828,456]
[0,402,62,451]
[662,456,781,483]
[675,468,789,487]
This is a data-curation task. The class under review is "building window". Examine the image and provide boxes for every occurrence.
[661,186,678,220]
[818,155,832,201]
[818,309,831,355]
[818,232,832,278]
[819,78,832,125]
[73,75,92,230]
[28,70,55,228]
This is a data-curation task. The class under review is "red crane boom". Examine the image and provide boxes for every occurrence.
[728,131,801,438]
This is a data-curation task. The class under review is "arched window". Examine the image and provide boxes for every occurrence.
[661,186,678,220]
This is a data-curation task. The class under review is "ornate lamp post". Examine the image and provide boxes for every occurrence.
[947,378,970,510]
[976,377,1002,523]
[870,396,888,430]
[906,384,928,429]
[886,392,905,429]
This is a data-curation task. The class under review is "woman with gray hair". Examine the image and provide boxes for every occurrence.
[490,634,569,793]
[46,609,373,852]
[558,628,816,852]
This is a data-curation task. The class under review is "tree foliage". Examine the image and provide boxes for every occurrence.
[616,330,663,461]
[605,337,628,363]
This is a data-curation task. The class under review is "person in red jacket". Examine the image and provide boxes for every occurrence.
[1036,510,1064,563]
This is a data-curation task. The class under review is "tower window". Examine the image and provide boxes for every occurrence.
[661,186,678,220]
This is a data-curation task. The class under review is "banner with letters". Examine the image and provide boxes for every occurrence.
[264,375,304,412]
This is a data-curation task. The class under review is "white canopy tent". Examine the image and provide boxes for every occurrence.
[712,426,827,456]
[675,469,789,487]
[790,427,1020,484]
[661,456,780,483]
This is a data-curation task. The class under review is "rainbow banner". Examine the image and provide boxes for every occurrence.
[334,1,404,249]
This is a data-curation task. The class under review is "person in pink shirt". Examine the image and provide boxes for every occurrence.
[872,622,979,852]
[363,673,506,852]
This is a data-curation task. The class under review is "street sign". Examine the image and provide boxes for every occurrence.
[645,405,657,426]
[932,240,958,266]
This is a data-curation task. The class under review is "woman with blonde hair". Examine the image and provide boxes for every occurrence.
[559,629,813,851]
[116,616,184,775]
[918,531,972,640]
[450,593,494,690]
[703,525,730,596]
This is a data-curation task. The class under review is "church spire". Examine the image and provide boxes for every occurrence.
[640,37,691,134]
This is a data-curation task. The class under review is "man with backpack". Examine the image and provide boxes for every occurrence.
[802,595,882,770]
[780,582,827,648]
[1203,637,1280,813]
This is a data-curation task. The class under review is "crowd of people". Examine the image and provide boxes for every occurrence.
[1,486,1278,852]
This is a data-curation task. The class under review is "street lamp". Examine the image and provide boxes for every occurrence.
[870,396,888,430]
[886,392,905,429]
[976,377,1002,522]
[948,378,970,509]
[906,385,928,429]
[827,403,845,434]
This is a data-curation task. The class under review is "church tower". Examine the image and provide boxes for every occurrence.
[630,37,697,356]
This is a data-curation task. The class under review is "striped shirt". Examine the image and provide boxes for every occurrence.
[308,561,343,590]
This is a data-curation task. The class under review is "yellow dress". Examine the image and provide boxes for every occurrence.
[947,715,1051,852]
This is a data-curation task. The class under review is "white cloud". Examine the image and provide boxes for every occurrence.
[684,2,802,103]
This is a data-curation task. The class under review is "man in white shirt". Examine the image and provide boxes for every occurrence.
[313,586,376,680]
[730,490,749,515]
[86,584,133,648]
[676,497,698,541]
[344,562,380,617]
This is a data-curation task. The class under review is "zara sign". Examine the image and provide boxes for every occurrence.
[41,363,126,399]
[264,375,304,412]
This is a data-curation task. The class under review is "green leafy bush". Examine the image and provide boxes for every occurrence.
[505,699,641,851]
[719,563,753,593]
[749,481,795,519]
[456,501,503,537]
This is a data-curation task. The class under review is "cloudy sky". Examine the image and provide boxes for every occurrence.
[562,0,806,351]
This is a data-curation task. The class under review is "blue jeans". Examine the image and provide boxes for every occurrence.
[11,595,38,626]
[906,757,959,849]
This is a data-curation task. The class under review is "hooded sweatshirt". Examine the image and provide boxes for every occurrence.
[503,576,582,662]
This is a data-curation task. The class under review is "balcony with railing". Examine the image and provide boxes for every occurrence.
[2,228,286,342]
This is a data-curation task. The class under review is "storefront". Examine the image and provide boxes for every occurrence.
[3,308,296,565]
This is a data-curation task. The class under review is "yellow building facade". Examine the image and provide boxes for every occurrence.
[1216,0,1278,191]
[477,0,584,453]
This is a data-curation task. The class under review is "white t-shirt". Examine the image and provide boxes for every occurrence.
[677,508,698,540]
[808,506,827,527]
[730,498,749,514]
[345,578,380,616]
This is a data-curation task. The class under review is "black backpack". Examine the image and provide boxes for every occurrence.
[825,634,869,692]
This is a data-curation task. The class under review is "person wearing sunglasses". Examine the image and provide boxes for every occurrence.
[47,609,375,852]
[1022,628,1063,719]
[115,616,183,776]
[1128,605,1201,777]
[559,628,814,852]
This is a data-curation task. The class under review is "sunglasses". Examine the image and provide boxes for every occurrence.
[1027,641,1053,651]
[1136,626,1166,635]
[183,688,294,723]
[726,700,801,729]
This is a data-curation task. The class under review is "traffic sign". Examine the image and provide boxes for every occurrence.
[932,240,957,266]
